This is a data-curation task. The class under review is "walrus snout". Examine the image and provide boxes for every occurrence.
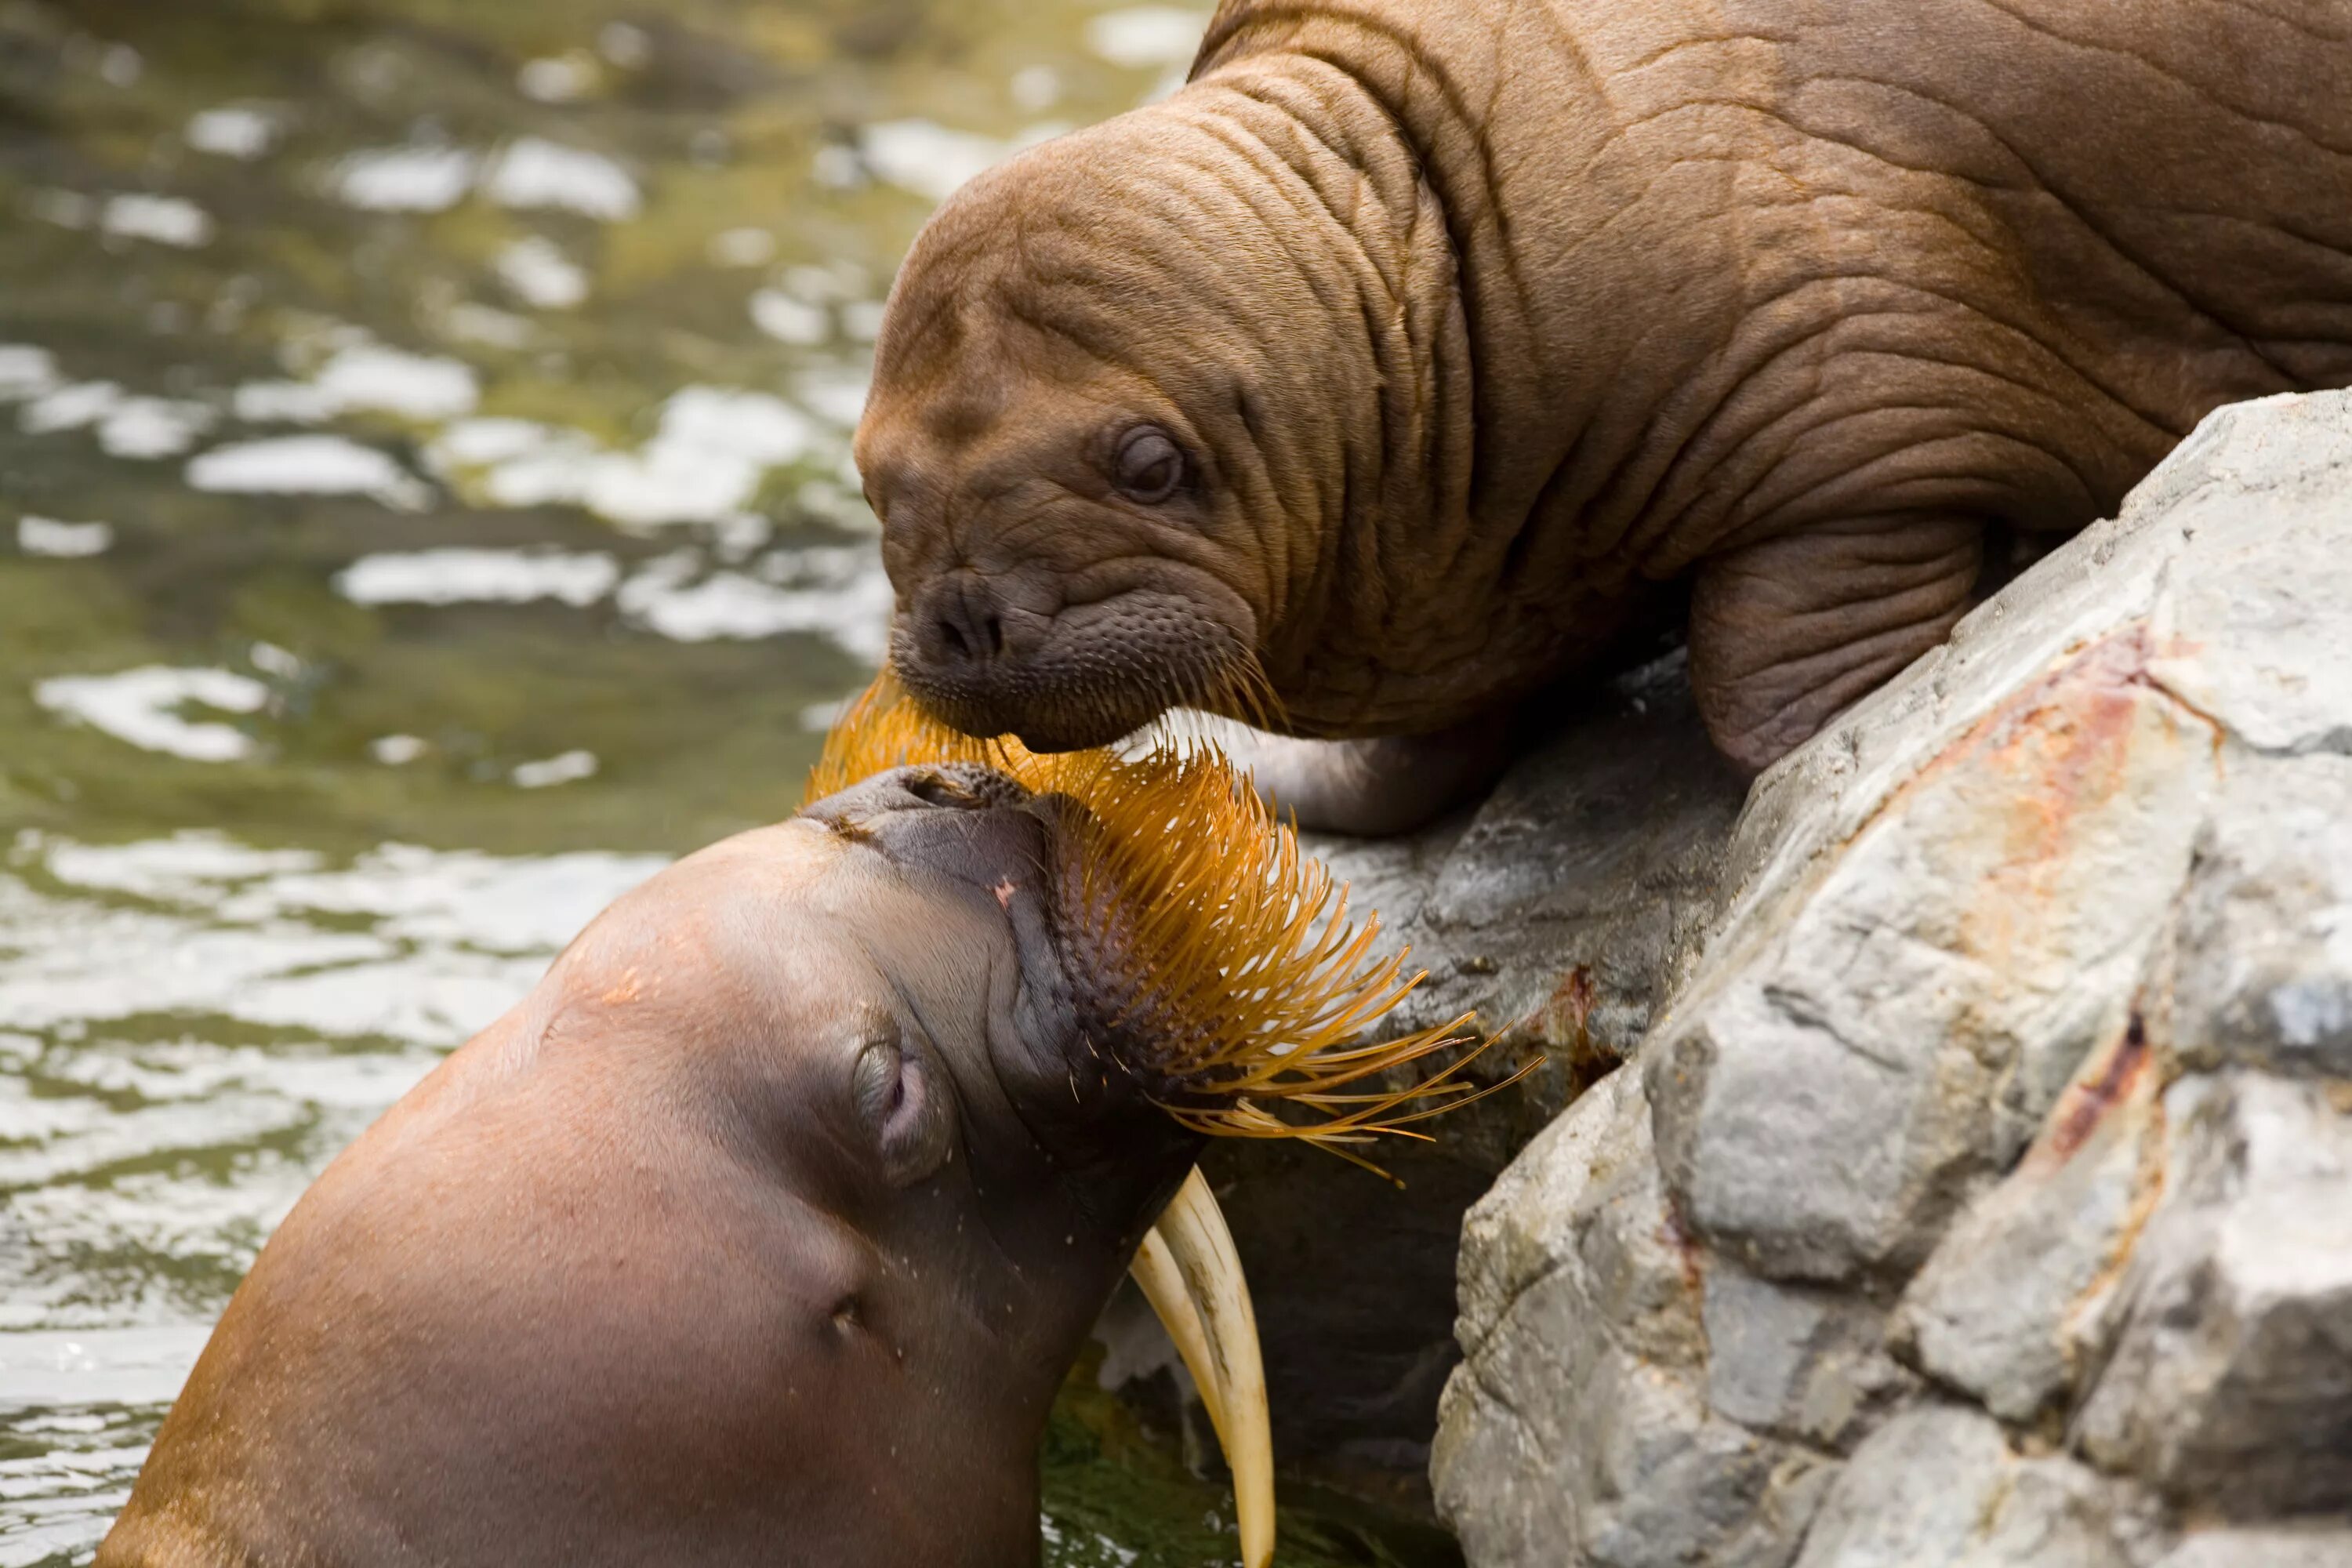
[891,581,1258,753]
[913,569,1011,670]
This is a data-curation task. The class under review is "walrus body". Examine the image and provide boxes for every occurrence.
[98,773,1200,1568]
[862,0,2352,826]
[98,710,1481,1567]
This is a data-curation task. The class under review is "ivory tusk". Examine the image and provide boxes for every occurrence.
[1129,1167,1274,1568]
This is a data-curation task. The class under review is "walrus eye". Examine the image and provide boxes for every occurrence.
[851,1025,953,1186]
[1112,426,1188,505]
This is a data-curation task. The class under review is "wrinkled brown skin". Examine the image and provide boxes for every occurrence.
[97,769,1199,1568]
[860,0,2352,830]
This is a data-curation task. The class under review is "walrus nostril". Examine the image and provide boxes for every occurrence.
[925,575,1007,669]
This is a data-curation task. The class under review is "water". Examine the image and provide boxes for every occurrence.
[0,2,1443,1562]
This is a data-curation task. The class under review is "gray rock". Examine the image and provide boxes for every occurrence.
[2137,394,2352,759]
[2173,757,2352,1079]
[1433,1068,1829,1567]
[2152,1526,2352,1568]
[1646,641,2212,1283]
[1704,1270,1917,1452]
[1896,1018,2164,1423]
[2073,1071,2352,1515]
[1793,1406,2145,1568]
[1440,389,2352,1565]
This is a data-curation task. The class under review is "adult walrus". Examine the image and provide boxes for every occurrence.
[860,0,2352,831]
[96,695,1498,1568]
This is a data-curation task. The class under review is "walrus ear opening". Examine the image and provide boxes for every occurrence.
[851,1025,954,1187]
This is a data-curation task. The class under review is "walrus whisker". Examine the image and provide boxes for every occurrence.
[808,671,1527,1156]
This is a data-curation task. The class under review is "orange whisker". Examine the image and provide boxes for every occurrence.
[804,670,1525,1161]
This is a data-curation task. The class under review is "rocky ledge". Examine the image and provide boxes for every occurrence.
[1428,390,2352,1563]
[1174,641,1751,1497]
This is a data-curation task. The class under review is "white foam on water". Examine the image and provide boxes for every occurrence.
[597,21,651,69]
[231,379,337,423]
[334,547,620,608]
[27,189,94,230]
[707,227,777,267]
[517,55,596,104]
[2,831,667,1036]
[510,750,598,789]
[424,416,571,470]
[217,839,663,951]
[0,346,59,401]
[659,387,812,466]
[479,436,607,510]
[584,388,815,528]
[96,43,142,86]
[580,447,763,529]
[751,289,828,346]
[481,138,640,221]
[38,834,321,903]
[27,383,219,457]
[860,118,1009,202]
[231,344,476,426]
[794,474,880,535]
[1011,64,1062,113]
[32,668,269,763]
[96,397,213,459]
[430,393,835,528]
[797,369,869,430]
[441,302,536,350]
[100,194,212,248]
[497,236,588,309]
[780,262,862,302]
[20,382,122,434]
[1084,6,1211,68]
[187,435,419,503]
[811,143,863,190]
[618,544,891,659]
[184,105,276,160]
[330,146,477,212]
[428,394,817,527]
[16,517,113,557]
[311,343,479,421]
[0,1327,213,1407]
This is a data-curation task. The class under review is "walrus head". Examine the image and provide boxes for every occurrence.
[102,681,1503,1568]
[857,79,1461,749]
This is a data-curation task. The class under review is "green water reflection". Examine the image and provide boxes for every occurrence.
[0,2,1444,1561]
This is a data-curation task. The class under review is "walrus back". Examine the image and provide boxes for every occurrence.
[1769,0,2352,426]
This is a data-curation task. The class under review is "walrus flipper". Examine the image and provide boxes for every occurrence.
[1688,514,1984,775]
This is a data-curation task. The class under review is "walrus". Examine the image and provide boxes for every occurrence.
[859,0,2352,832]
[96,688,1505,1568]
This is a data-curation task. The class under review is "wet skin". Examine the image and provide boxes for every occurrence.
[98,768,1200,1568]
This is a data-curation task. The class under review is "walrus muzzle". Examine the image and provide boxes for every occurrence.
[889,564,1262,753]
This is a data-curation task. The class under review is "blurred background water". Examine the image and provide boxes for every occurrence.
[0,2,1446,1562]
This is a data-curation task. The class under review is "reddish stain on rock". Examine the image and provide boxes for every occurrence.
[2042,1013,2152,1167]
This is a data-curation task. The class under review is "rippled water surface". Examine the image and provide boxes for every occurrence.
[0,3,1441,1563]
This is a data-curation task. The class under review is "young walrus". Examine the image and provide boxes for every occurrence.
[97,682,1508,1568]
[860,0,2352,831]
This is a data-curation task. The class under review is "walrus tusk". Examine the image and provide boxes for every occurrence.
[1130,1167,1273,1568]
